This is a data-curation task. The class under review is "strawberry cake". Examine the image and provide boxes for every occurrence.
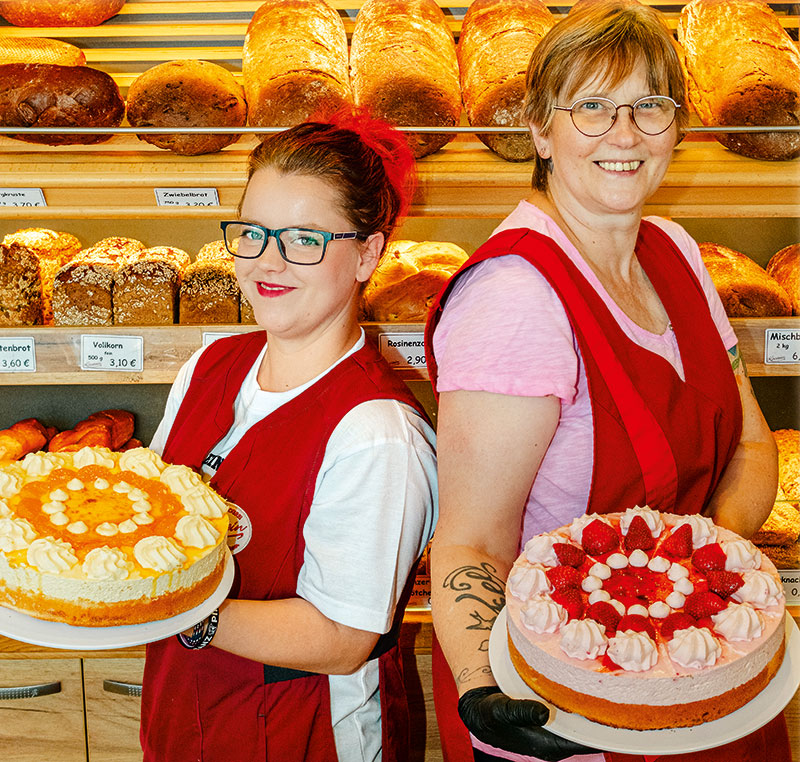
[505,506,786,729]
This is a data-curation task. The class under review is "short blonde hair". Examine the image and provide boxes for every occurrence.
[523,1,688,191]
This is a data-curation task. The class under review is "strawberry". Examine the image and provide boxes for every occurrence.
[553,542,586,568]
[546,565,582,591]
[551,588,583,620]
[659,523,693,559]
[616,614,656,640]
[588,601,621,633]
[660,612,697,640]
[624,515,655,552]
[683,590,727,619]
[706,570,744,599]
[691,542,727,573]
[581,519,619,556]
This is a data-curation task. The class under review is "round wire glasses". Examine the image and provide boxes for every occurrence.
[553,95,681,137]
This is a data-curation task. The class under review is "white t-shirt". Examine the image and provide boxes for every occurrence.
[150,331,438,762]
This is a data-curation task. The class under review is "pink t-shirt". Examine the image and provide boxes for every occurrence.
[433,201,737,548]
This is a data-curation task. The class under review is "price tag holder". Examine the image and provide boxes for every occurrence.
[202,331,239,347]
[154,188,219,207]
[378,332,426,370]
[765,328,800,365]
[80,335,143,372]
[779,570,800,606]
[0,188,46,207]
[0,337,36,372]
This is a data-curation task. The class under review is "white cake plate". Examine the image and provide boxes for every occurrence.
[489,607,800,755]
[0,548,234,650]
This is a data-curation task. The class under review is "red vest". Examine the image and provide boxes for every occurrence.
[425,224,788,761]
[140,331,428,762]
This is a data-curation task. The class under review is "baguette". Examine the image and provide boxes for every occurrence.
[0,63,124,146]
[678,0,800,161]
[127,60,247,155]
[0,0,126,26]
[699,241,792,317]
[766,244,799,315]
[0,37,86,66]
[243,0,351,127]
[458,0,555,161]
[350,0,461,159]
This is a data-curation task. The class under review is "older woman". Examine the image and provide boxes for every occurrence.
[140,111,438,762]
[424,3,786,762]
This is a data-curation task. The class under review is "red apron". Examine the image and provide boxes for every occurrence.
[140,330,428,762]
[424,225,789,761]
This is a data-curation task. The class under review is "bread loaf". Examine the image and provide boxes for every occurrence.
[0,0,126,26]
[0,63,124,145]
[240,293,256,324]
[52,237,144,326]
[243,0,351,127]
[0,242,43,325]
[699,241,792,318]
[180,241,240,324]
[458,0,555,161]
[350,0,461,159]
[127,60,247,155]
[1,228,82,325]
[766,244,799,315]
[114,246,190,325]
[678,0,800,161]
[774,429,800,501]
[362,240,468,322]
[0,37,86,66]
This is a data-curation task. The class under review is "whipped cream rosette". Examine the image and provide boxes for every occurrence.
[0,446,229,627]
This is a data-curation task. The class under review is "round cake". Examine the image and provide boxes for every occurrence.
[0,446,229,627]
[505,506,786,729]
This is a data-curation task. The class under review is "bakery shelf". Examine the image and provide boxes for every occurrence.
[0,318,795,385]
[0,134,797,219]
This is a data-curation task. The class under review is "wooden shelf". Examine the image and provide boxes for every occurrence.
[0,318,795,385]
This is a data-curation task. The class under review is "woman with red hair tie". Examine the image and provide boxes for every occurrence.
[140,111,437,762]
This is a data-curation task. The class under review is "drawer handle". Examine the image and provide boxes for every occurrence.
[0,681,61,700]
[103,679,142,697]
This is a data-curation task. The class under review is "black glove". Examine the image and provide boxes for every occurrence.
[458,686,598,761]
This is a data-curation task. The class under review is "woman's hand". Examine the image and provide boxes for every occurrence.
[459,687,597,761]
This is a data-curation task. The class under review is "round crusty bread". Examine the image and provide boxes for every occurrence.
[0,0,126,26]
[126,60,247,156]
[766,244,799,316]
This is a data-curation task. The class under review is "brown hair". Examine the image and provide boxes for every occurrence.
[523,0,688,191]
[242,109,416,251]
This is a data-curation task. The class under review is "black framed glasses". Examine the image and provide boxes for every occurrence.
[553,95,681,137]
[220,221,368,266]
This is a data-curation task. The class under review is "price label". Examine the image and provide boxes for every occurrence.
[378,332,427,370]
[0,188,46,207]
[779,570,800,606]
[202,332,239,347]
[154,188,219,207]
[765,328,800,364]
[0,337,35,372]
[80,335,143,372]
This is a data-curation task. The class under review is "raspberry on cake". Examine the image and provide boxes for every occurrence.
[505,505,786,730]
[0,446,229,627]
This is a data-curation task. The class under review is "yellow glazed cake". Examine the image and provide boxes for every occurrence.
[0,446,228,626]
[506,507,786,729]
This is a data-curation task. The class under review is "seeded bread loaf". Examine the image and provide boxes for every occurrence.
[766,244,799,315]
[458,0,555,161]
[0,0,126,25]
[350,0,461,159]
[0,242,43,325]
[699,241,792,318]
[678,0,800,161]
[180,241,240,324]
[127,60,247,155]
[0,63,124,145]
[114,246,190,325]
[0,37,86,66]
[243,0,351,127]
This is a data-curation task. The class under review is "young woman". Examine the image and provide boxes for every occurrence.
[140,112,438,762]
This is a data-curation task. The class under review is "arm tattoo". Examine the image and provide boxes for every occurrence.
[443,562,506,633]
[728,344,747,376]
